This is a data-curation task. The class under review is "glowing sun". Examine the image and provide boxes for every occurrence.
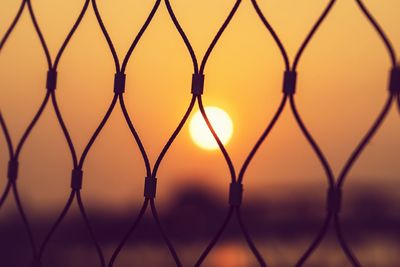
[189,106,233,150]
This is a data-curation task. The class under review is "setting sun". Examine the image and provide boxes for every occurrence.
[189,107,234,150]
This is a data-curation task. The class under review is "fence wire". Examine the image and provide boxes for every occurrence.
[0,0,399,267]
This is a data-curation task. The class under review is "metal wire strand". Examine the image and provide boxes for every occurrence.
[289,95,335,187]
[199,0,242,74]
[198,96,236,182]
[334,213,362,267]
[250,0,289,70]
[194,207,234,267]
[292,0,336,71]
[290,95,337,265]
[164,0,242,75]
[0,181,11,210]
[38,191,76,260]
[91,0,120,72]
[51,92,78,168]
[236,207,267,267]
[337,95,394,188]
[121,0,161,72]
[14,92,50,159]
[119,95,151,176]
[295,212,333,267]
[79,95,118,168]
[354,0,397,66]
[92,0,161,73]
[0,0,26,51]
[108,199,149,267]
[12,183,38,259]
[26,0,51,68]
[0,113,13,208]
[251,0,336,72]
[0,112,14,159]
[27,0,90,69]
[163,0,199,73]
[152,95,196,177]
[76,191,106,267]
[150,199,182,267]
[238,95,287,183]
[54,0,90,69]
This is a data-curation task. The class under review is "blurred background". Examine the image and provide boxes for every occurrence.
[0,0,399,266]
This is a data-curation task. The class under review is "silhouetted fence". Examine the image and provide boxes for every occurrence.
[1,0,399,267]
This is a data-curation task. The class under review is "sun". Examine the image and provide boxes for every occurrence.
[189,106,233,150]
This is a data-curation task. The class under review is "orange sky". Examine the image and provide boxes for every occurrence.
[1,0,399,214]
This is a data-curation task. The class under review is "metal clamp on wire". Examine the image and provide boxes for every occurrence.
[114,72,126,94]
[71,168,83,190]
[283,70,297,95]
[7,159,19,182]
[144,176,157,199]
[191,73,205,96]
[46,69,57,91]
[327,187,342,214]
[229,182,243,206]
[389,66,400,93]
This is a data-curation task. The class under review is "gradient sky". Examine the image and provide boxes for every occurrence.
[0,0,399,215]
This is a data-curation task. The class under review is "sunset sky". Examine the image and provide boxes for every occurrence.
[1,0,399,216]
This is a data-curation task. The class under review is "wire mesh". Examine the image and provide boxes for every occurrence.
[0,0,399,267]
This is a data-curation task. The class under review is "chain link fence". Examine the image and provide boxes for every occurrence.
[1,0,399,266]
